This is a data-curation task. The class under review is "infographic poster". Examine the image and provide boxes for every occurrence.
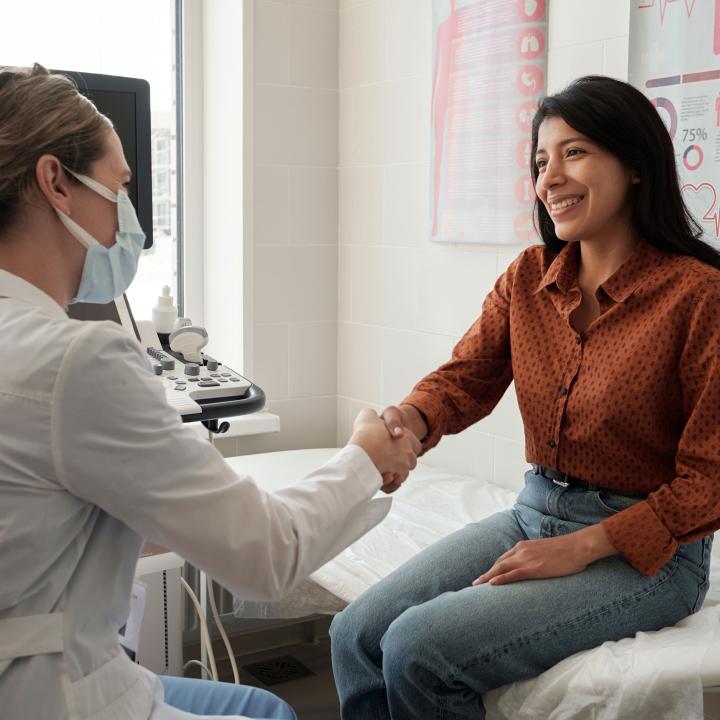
[629,1,720,247]
[430,0,548,245]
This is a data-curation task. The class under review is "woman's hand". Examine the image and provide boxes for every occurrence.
[379,404,428,491]
[472,524,617,586]
[380,404,428,441]
[349,409,421,492]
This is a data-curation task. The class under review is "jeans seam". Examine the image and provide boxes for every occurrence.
[690,537,712,613]
[447,556,679,683]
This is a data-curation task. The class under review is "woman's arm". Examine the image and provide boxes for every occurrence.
[381,252,524,453]
[600,280,720,576]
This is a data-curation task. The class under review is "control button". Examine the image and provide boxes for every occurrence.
[548,439,557,448]
[207,359,219,372]
[185,363,200,376]
[559,387,568,396]
[218,379,228,383]
[162,357,175,371]
[221,373,231,377]
[152,362,163,376]
[188,377,200,382]
[210,373,220,378]
[167,376,177,381]
[229,377,239,382]
[175,385,187,392]
[198,380,221,387]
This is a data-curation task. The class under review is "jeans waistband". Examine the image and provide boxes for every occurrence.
[532,464,601,491]
[532,465,647,499]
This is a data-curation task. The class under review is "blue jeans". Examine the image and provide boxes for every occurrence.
[330,467,713,719]
[160,676,297,719]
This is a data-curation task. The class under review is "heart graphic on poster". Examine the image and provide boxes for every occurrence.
[681,182,720,237]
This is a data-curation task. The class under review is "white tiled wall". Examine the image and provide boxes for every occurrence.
[244,0,340,455]
[241,0,631,468]
[335,0,631,487]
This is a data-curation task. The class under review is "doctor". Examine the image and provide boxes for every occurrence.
[0,64,420,720]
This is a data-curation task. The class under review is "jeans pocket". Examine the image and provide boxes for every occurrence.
[594,490,642,516]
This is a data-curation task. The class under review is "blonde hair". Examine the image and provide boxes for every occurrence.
[0,63,110,234]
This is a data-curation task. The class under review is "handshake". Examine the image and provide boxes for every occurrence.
[348,404,429,494]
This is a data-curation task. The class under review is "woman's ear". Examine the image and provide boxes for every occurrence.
[35,155,73,215]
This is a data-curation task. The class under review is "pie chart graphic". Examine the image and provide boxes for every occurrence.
[651,97,677,141]
[683,144,703,171]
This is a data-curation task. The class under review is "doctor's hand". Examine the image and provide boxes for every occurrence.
[471,524,617,586]
[349,408,421,493]
[379,404,428,490]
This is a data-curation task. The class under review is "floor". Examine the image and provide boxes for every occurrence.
[217,636,340,720]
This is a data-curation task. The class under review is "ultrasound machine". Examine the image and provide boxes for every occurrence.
[59,69,265,431]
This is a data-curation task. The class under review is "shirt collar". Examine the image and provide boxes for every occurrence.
[535,239,665,303]
[535,242,579,295]
[0,269,67,319]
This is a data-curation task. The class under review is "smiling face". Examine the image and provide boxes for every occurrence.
[534,116,639,246]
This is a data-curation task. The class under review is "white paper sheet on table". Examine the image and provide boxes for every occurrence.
[484,605,720,720]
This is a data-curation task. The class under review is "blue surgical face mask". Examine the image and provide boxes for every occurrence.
[55,168,146,304]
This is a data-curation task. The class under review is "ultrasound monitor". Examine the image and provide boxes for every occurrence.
[68,296,142,344]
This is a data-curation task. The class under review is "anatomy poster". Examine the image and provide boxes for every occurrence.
[629,1,720,247]
[430,0,547,244]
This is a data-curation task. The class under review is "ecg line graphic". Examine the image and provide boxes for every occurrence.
[638,0,697,24]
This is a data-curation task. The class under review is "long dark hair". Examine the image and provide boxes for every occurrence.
[530,75,720,270]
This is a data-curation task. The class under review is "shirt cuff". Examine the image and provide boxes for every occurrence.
[332,444,383,495]
[400,391,446,454]
[601,501,678,576]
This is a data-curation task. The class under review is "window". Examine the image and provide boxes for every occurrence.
[1,0,182,319]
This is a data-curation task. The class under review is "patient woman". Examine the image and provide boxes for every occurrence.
[330,75,720,719]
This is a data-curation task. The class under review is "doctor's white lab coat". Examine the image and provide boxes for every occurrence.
[0,269,390,720]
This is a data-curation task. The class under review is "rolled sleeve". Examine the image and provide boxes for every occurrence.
[602,502,678,576]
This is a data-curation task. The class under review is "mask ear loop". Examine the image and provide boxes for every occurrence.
[62,165,119,203]
[55,207,100,249]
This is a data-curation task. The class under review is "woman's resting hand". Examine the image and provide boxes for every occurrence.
[471,524,618,586]
[349,408,421,493]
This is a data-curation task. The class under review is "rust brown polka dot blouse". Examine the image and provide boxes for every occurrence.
[403,240,720,577]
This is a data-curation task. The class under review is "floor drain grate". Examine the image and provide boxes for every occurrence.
[242,655,314,686]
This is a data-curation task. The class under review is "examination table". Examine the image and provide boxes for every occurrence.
[226,449,720,720]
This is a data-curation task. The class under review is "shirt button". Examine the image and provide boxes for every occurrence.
[559,387,568,396]
[548,439,557,448]
[575,336,582,344]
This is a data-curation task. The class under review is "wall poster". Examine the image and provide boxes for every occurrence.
[430,0,548,244]
[629,1,720,247]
